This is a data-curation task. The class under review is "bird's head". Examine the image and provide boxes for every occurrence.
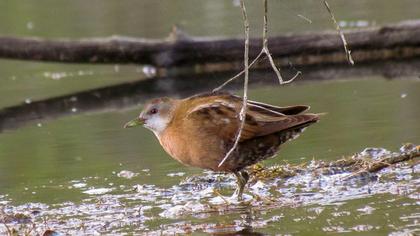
[124,97,176,135]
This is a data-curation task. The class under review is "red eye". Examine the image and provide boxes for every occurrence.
[149,108,158,114]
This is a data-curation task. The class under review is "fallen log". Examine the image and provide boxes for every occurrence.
[0,20,420,74]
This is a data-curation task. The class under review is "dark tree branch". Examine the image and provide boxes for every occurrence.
[0,20,420,69]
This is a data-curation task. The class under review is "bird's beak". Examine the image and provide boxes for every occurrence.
[124,117,145,128]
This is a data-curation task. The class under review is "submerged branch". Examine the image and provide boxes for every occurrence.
[249,144,420,182]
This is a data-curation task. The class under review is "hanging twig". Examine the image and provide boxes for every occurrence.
[323,0,354,65]
[262,0,300,84]
[212,50,263,92]
[218,0,250,168]
[213,0,300,92]
[297,14,313,24]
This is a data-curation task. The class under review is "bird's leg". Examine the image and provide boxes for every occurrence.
[233,170,250,201]
[240,170,249,200]
[233,172,241,197]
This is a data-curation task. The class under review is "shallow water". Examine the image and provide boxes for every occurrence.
[0,142,418,235]
[0,1,420,235]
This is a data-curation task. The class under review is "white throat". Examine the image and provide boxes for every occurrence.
[144,115,170,136]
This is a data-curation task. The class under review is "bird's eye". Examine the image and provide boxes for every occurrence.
[149,108,158,115]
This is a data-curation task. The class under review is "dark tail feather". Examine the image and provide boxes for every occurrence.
[278,114,319,144]
[248,100,310,115]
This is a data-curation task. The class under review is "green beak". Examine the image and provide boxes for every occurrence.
[124,117,145,128]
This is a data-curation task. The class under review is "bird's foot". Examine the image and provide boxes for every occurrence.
[233,170,249,201]
[231,188,243,201]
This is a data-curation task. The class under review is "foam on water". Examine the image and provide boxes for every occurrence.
[0,145,418,235]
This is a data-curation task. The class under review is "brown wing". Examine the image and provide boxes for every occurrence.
[185,100,259,142]
[255,114,319,137]
[245,101,319,137]
[184,93,318,142]
[186,92,309,115]
[247,101,309,115]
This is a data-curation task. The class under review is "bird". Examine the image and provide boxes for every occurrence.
[124,92,320,200]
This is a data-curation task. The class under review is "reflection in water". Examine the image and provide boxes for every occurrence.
[0,59,419,133]
[219,228,265,236]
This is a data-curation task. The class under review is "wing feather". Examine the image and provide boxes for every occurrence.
[185,99,259,142]
[183,92,318,142]
[247,100,309,115]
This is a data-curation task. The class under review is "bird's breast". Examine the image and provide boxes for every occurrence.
[158,129,189,165]
[157,124,227,171]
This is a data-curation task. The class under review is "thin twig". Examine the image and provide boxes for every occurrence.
[340,169,368,181]
[24,224,35,236]
[212,189,229,204]
[218,0,250,168]
[262,0,282,83]
[212,50,263,92]
[3,223,12,236]
[262,0,300,84]
[297,14,313,24]
[323,0,354,65]
[213,0,300,92]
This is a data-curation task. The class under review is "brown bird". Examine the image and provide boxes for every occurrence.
[124,92,319,200]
